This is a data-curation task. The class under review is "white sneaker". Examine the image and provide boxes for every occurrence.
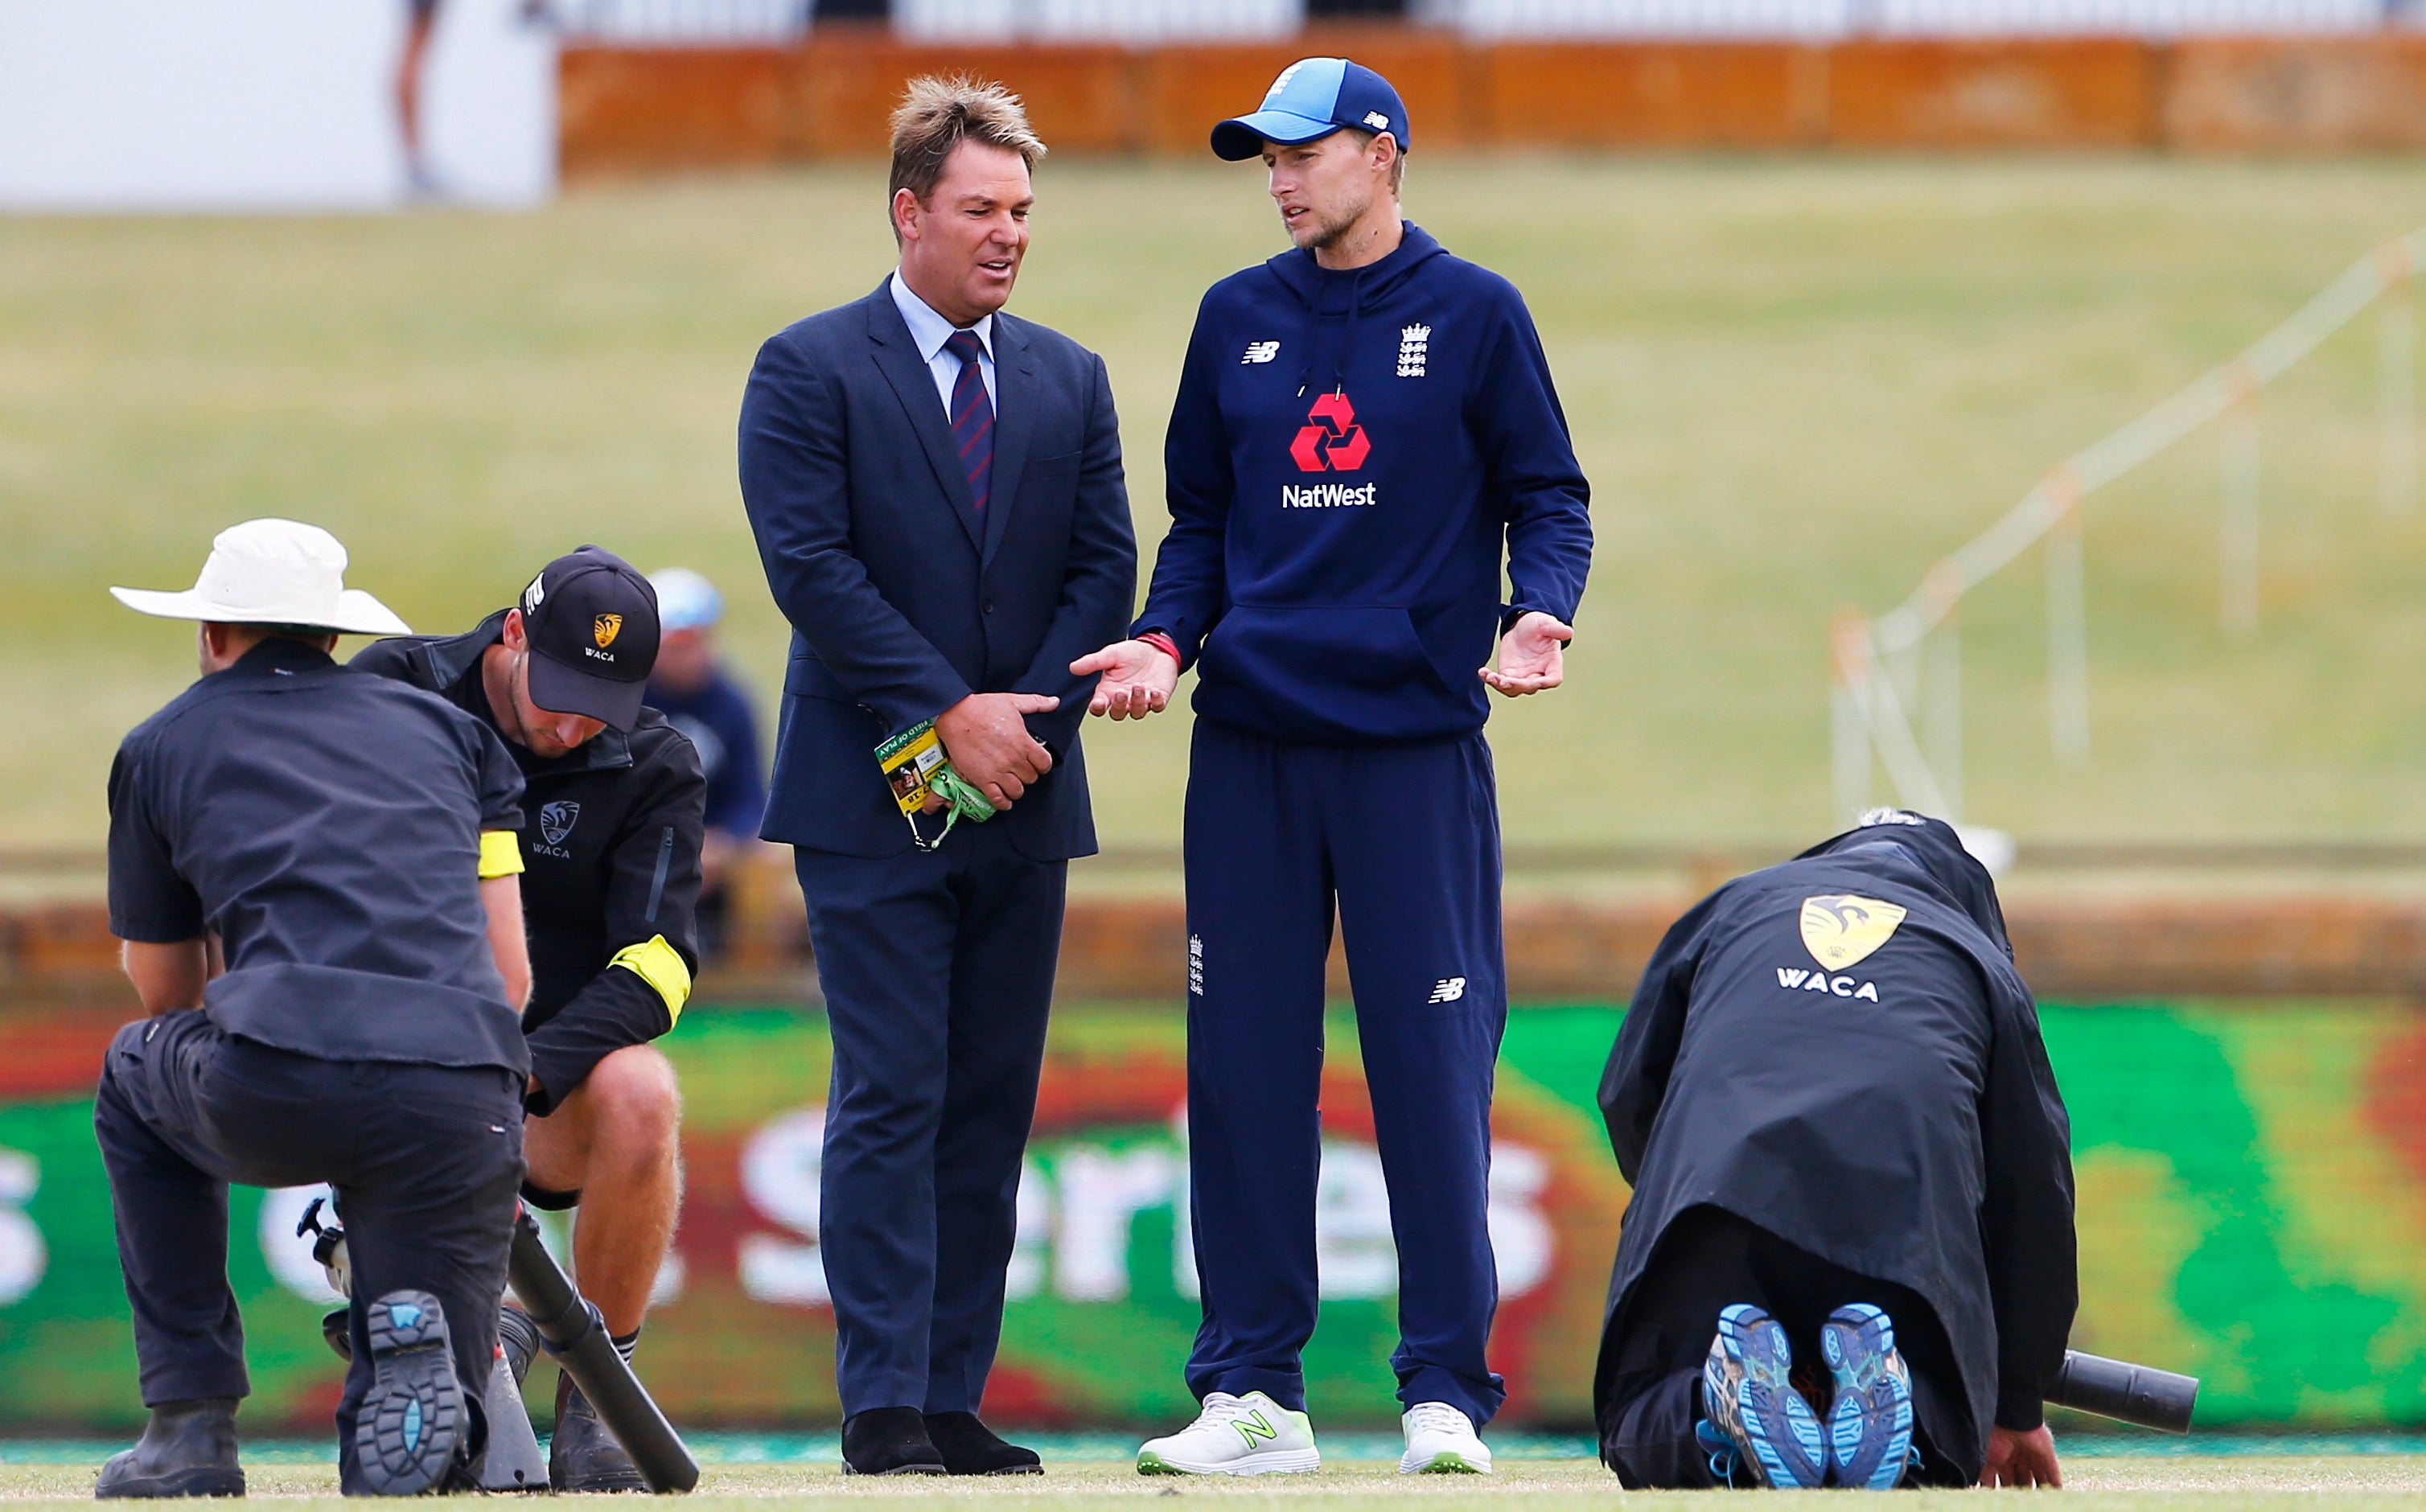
[1399,1402,1492,1474]
[1137,1391,1320,1475]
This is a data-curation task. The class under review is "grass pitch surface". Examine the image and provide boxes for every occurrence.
[1,1456,2423,1506]
[10,158,2426,848]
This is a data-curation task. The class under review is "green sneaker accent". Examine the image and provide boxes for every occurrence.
[1137,1452,1184,1476]
[1418,1452,1484,1474]
[1233,1411,1278,1449]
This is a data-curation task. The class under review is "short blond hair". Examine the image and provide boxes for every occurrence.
[889,76,1046,232]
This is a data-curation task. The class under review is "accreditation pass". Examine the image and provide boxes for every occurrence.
[876,721,949,816]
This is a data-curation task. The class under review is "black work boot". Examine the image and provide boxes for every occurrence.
[96,1398,245,1498]
[352,1290,468,1497]
[497,1304,540,1390]
[923,1411,1041,1476]
[549,1372,646,1493]
[841,1407,946,1476]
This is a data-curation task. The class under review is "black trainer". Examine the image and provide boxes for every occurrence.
[841,1407,946,1475]
[95,1399,244,1499]
[924,1411,1042,1476]
[352,1290,467,1496]
[549,1373,646,1493]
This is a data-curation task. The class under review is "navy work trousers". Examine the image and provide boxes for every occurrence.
[1182,718,1509,1426]
[93,1012,524,1492]
[795,824,1066,1419]
[1597,1206,1976,1489]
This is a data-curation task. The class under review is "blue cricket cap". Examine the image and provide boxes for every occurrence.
[1211,58,1410,162]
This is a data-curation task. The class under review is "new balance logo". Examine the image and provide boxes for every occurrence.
[1774,967,1881,1001]
[1234,1411,1278,1448]
[1428,976,1467,1005]
[1242,340,1280,364]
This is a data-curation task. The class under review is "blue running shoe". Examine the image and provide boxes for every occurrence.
[353,1290,466,1496]
[1821,1304,1915,1490]
[1694,1418,1742,1486]
[1702,1304,1828,1489]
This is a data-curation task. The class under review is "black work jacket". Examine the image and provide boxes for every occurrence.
[107,639,530,1075]
[353,613,706,1112]
[1598,818,2076,1451]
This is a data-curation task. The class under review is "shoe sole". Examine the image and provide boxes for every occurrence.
[1824,1304,1915,1491]
[841,1464,947,1476]
[95,1465,246,1499]
[353,1290,465,1496]
[1717,1305,1828,1489]
[1400,1451,1491,1474]
[952,1465,1045,1477]
[1137,1449,1320,1476]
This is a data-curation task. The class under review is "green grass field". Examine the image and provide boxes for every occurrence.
[2,1456,2424,1507]
[10,157,2426,850]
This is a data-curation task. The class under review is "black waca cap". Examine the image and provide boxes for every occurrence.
[516,545,660,731]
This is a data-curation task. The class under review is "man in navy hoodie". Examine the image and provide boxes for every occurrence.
[1073,57,1592,1479]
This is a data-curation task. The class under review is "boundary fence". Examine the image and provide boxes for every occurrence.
[553,0,2419,40]
[1830,228,2426,824]
[554,33,2426,173]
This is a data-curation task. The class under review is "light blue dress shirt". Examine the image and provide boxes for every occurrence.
[889,272,997,418]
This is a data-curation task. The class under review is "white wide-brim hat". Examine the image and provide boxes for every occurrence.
[110,518,411,636]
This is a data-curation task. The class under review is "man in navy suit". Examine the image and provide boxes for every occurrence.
[737,76,1136,1476]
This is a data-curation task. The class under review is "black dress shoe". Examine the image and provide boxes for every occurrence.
[924,1412,1042,1476]
[841,1407,947,1475]
[96,1399,245,1498]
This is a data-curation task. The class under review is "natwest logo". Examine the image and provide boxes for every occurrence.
[1289,391,1371,473]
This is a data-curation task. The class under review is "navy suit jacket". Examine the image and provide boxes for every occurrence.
[738,281,1137,861]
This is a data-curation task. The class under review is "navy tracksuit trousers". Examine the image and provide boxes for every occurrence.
[93,1013,524,1493]
[1182,718,1509,1427]
[795,824,1066,1420]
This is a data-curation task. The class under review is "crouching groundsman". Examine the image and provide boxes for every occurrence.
[1595,811,2076,1490]
[97,520,533,1497]
[352,545,705,1492]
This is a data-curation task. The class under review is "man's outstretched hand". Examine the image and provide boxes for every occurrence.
[1980,1425,2062,1488]
[1071,639,1179,720]
[1481,610,1573,696]
[935,692,1059,811]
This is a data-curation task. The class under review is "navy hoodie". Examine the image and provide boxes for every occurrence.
[1133,223,1593,746]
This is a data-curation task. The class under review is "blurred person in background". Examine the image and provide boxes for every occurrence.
[738,76,1135,1477]
[352,547,705,1492]
[97,520,530,1497]
[395,0,441,196]
[1596,811,2074,1491]
[1075,55,1592,1479]
[645,568,767,961]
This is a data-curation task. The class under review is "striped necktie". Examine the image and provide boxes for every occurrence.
[944,329,993,512]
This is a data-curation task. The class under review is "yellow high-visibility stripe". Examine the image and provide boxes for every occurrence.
[609,934,692,1025]
[478,830,525,880]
